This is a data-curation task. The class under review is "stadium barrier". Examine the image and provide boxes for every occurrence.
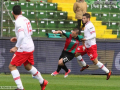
[0,38,120,75]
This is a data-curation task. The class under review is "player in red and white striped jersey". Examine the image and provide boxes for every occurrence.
[9,5,48,90]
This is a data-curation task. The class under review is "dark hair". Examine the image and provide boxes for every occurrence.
[73,28,80,34]
[12,5,21,15]
[83,13,91,19]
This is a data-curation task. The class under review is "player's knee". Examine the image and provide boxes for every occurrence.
[8,64,16,71]
[8,64,12,70]
[24,63,32,71]
[75,53,80,57]
[92,58,98,65]
[92,60,96,65]
[58,59,64,66]
[75,53,78,57]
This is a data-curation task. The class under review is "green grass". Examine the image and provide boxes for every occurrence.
[0,74,120,90]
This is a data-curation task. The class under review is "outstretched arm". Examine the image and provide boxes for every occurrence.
[53,30,63,34]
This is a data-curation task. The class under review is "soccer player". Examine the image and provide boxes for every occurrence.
[8,5,48,90]
[75,13,112,80]
[51,29,83,78]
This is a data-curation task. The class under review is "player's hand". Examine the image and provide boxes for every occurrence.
[53,31,58,34]
[10,47,18,53]
[82,38,86,41]
[10,37,17,42]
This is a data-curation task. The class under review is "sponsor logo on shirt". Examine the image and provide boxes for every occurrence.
[71,40,79,44]
[90,27,93,30]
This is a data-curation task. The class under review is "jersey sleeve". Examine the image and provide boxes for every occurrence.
[62,31,71,38]
[15,31,25,48]
[78,35,83,41]
[15,20,25,48]
[15,20,24,33]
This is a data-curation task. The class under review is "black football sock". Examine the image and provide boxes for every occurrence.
[62,64,68,72]
[56,65,62,72]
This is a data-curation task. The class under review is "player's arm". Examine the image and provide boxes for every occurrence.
[53,30,63,34]
[78,35,86,51]
[10,37,17,42]
[15,30,25,48]
[82,40,85,51]
[53,30,70,38]
[10,23,25,53]
[10,30,25,53]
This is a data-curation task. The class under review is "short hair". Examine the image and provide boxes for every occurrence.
[12,5,21,15]
[83,13,91,19]
[73,28,80,34]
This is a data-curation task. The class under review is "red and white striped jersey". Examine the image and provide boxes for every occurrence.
[84,21,96,48]
[15,15,34,52]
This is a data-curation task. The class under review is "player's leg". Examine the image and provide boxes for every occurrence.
[87,45,111,80]
[24,63,48,90]
[92,58,109,73]
[51,50,65,76]
[24,52,48,90]
[76,54,89,71]
[51,58,62,76]
[52,50,73,77]
[51,58,67,76]
[92,58,111,80]
[75,46,89,71]
[58,58,71,78]
[75,53,86,67]
[24,63,44,84]
[9,53,24,90]
[9,64,24,90]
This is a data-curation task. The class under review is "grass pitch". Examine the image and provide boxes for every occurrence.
[0,74,120,90]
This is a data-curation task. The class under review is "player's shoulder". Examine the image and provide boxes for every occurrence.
[15,16,24,24]
[87,22,94,26]
[86,22,94,28]
[78,35,83,40]
[15,16,29,24]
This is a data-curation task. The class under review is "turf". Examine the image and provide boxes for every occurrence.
[0,74,120,90]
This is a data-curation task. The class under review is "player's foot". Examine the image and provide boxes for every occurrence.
[51,71,59,76]
[15,88,24,90]
[80,65,89,72]
[40,79,48,90]
[106,70,112,80]
[64,69,71,78]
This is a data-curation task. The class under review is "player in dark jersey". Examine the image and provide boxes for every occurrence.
[51,28,83,78]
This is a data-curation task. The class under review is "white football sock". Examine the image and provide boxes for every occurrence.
[29,66,44,84]
[96,61,109,73]
[11,70,24,89]
[76,55,86,66]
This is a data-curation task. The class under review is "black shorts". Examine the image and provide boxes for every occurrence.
[59,50,75,64]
